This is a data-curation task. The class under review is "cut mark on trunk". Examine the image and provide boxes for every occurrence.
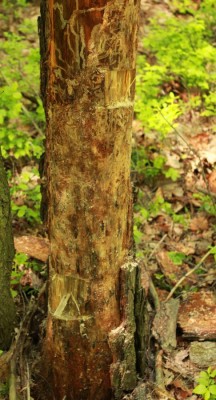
[49,273,90,320]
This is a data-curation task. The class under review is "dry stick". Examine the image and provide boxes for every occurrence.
[148,233,168,260]
[155,349,165,389]
[9,357,17,400]
[165,247,213,302]
[149,278,160,312]
[157,109,216,214]
[26,362,31,400]
[148,235,168,312]
[196,185,216,199]
[0,283,47,397]
[21,104,44,137]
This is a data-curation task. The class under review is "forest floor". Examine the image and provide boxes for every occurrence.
[0,0,216,399]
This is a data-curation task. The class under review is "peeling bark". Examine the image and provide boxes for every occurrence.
[153,299,179,352]
[109,262,146,400]
[39,1,141,399]
[0,149,15,350]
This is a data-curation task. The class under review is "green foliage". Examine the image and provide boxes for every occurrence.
[202,92,216,117]
[171,0,197,14]
[193,193,216,216]
[193,367,216,400]
[0,0,44,226]
[132,147,180,182]
[135,1,216,146]
[135,60,183,137]
[10,253,27,298]
[168,251,186,265]
[133,0,216,252]
[209,246,216,262]
[0,382,9,396]
[11,252,43,298]
[10,168,41,224]
[0,23,44,160]
[132,147,165,179]
[143,9,216,92]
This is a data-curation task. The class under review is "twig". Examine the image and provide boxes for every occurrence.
[155,349,165,389]
[21,103,44,137]
[165,248,213,301]
[196,185,216,199]
[9,357,17,400]
[26,362,31,400]
[149,279,160,312]
[147,235,167,312]
[148,233,167,260]
[0,283,47,383]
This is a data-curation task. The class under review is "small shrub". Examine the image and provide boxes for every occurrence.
[193,367,216,400]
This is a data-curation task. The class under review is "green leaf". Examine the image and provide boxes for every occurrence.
[209,386,216,395]
[168,251,186,265]
[10,289,18,298]
[17,206,27,218]
[153,155,166,169]
[164,167,180,182]
[140,208,149,219]
[134,226,143,245]
[204,389,210,400]
[209,246,216,255]
[193,384,208,395]
[198,377,211,386]
[200,371,210,379]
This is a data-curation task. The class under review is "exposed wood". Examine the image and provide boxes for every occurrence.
[39,1,141,399]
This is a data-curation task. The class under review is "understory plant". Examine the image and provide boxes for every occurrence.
[0,0,45,225]
[133,0,216,252]
[194,368,216,400]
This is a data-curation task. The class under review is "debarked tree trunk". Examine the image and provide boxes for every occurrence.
[39,1,141,399]
[0,149,15,350]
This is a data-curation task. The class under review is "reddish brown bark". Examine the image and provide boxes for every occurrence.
[39,1,140,399]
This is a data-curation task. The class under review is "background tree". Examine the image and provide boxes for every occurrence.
[39,0,141,399]
[0,149,15,350]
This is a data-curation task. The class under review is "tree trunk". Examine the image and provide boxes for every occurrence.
[0,149,15,350]
[39,1,140,399]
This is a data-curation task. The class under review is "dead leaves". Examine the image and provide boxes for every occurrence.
[14,235,49,263]
[190,215,209,232]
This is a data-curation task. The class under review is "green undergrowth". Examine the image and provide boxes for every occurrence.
[135,0,216,130]
[11,252,45,298]
[0,0,44,226]
[194,368,216,400]
[133,0,216,292]
[0,0,216,298]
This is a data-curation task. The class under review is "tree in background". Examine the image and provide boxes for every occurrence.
[39,1,142,399]
[0,149,15,350]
